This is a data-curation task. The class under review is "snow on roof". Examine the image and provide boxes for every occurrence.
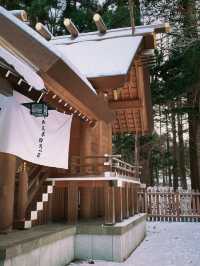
[55,36,143,78]
[0,47,44,91]
[51,25,154,46]
[0,6,96,94]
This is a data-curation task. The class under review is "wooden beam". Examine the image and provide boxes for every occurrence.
[64,18,79,38]
[0,76,13,96]
[89,75,126,91]
[109,99,142,110]
[0,153,16,232]
[93,14,107,34]
[154,22,171,33]
[35,23,52,41]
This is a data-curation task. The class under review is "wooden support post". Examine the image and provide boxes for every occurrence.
[98,187,105,217]
[129,184,134,216]
[133,185,139,214]
[104,183,115,225]
[16,162,28,221]
[0,153,16,232]
[122,184,129,219]
[80,187,96,219]
[125,183,130,218]
[67,182,78,224]
[115,187,123,222]
[93,187,100,218]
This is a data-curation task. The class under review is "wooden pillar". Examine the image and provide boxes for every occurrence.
[122,184,129,219]
[67,182,78,224]
[129,184,134,216]
[104,183,115,225]
[0,153,16,232]
[80,123,93,174]
[133,184,139,214]
[80,187,95,219]
[115,187,123,222]
[16,162,28,221]
[97,187,105,217]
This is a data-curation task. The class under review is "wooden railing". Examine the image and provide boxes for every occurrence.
[70,154,141,181]
[138,187,200,222]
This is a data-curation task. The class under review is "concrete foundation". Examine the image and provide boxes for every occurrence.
[75,214,146,262]
[0,214,146,266]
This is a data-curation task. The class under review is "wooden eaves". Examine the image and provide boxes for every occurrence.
[0,7,114,124]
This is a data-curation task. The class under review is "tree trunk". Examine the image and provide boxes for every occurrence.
[188,91,200,190]
[171,102,179,189]
[177,100,187,189]
[165,108,172,186]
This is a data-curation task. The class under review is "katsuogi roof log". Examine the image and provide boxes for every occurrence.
[35,23,53,41]
[0,6,114,123]
[9,10,27,22]
[93,14,107,34]
[64,18,79,38]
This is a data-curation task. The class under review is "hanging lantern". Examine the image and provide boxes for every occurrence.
[22,102,49,117]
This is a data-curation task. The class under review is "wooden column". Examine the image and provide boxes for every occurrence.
[80,122,94,174]
[0,153,16,232]
[16,162,28,221]
[115,187,123,222]
[104,183,115,225]
[122,184,129,219]
[80,187,95,219]
[129,184,134,216]
[67,182,78,224]
[97,187,105,217]
[133,184,139,214]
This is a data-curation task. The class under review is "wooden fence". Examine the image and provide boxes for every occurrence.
[138,187,200,222]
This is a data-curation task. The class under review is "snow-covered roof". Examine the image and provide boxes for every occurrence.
[51,25,155,45]
[0,47,44,91]
[0,6,116,123]
[56,36,143,78]
[0,6,96,94]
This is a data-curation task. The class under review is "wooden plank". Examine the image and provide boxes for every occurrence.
[79,187,95,219]
[115,187,123,222]
[109,99,142,110]
[67,182,78,224]
[129,184,134,216]
[52,187,66,221]
[104,184,115,225]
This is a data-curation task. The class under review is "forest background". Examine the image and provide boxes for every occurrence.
[1,0,200,190]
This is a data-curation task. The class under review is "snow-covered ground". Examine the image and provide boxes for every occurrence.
[69,222,200,266]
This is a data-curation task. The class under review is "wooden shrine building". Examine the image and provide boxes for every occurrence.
[0,6,170,233]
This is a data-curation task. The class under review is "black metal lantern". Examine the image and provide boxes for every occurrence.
[22,102,49,117]
[30,102,48,117]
